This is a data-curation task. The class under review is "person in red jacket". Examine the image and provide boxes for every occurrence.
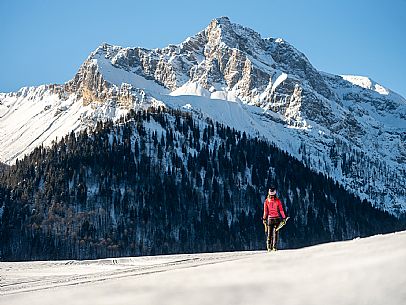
[263,186,286,251]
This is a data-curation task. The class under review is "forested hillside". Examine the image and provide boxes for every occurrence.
[0,108,403,260]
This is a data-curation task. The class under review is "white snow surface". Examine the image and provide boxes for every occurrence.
[170,81,242,102]
[0,86,128,163]
[1,231,406,305]
[341,75,390,95]
[0,87,84,163]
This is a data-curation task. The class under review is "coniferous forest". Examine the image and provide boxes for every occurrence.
[0,107,404,261]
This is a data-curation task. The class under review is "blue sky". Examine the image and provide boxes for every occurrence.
[1,0,405,97]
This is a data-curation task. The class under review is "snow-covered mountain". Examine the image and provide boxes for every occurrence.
[0,17,405,215]
[2,231,406,305]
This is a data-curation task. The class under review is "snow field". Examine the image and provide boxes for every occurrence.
[1,231,406,305]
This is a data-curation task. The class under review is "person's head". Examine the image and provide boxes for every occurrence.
[268,186,277,197]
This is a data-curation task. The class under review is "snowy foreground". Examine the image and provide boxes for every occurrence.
[1,232,406,305]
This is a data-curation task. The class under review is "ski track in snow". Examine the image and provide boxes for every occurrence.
[1,231,406,305]
[0,252,257,296]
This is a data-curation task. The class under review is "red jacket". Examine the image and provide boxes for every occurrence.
[263,196,286,219]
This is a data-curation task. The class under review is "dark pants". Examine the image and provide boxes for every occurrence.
[267,217,281,250]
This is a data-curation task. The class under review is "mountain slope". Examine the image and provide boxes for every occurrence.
[0,108,403,261]
[0,17,405,215]
[2,231,406,305]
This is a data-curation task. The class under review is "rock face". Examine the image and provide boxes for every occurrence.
[0,16,405,215]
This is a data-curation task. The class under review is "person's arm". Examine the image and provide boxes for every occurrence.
[263,200,268,221]
[278,199,286,219]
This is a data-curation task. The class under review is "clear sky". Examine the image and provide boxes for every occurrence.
[1,0,405,97]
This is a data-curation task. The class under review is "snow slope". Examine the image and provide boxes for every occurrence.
[341,75,391,95]
[0,86,130,163]
[1,231,406,305]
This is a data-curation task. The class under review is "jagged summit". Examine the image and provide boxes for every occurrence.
[0,17,405,215]
[212,16,231,24]
[204,16,265,51]
[78,16,336,111]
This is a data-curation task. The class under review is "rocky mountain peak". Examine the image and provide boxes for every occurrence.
[68,17,331,109]
[203,17,265,53]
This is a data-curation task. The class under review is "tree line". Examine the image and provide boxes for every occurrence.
[0,107,403,261]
